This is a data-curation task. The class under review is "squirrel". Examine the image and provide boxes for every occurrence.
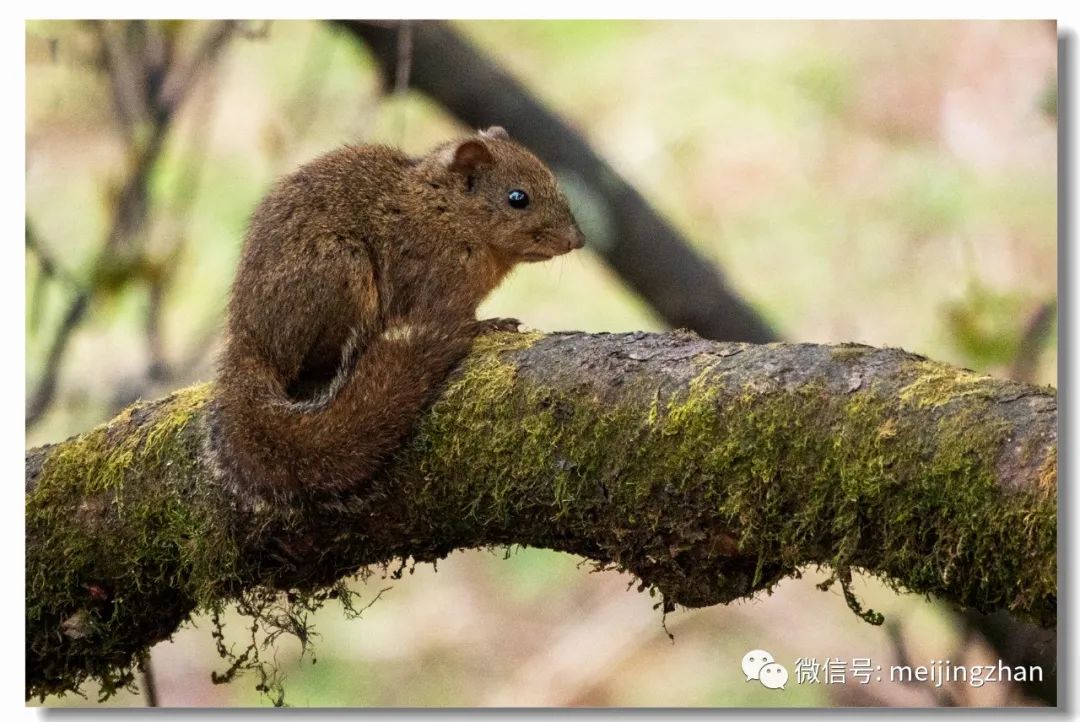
[210,126,584,504]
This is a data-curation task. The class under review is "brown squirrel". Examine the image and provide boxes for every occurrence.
[211,126,584,503]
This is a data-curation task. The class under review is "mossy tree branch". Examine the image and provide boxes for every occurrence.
[26,331,1057,701]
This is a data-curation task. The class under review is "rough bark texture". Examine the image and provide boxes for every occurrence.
[25,332,1057,701]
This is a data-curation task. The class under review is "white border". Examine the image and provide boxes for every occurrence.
[6,5,1076,719]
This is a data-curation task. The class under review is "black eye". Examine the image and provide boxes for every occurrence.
[507,189,529,209]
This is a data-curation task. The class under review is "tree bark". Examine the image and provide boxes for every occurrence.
[26,331,1056,701]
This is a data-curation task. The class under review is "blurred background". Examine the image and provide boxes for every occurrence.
[26,20,1057,707]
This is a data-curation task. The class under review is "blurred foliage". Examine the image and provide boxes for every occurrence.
[1040,81,1057,120]
[944,284,1034,368]
[27,19,1056,707]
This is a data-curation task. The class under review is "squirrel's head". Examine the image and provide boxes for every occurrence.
[421,126,585,264]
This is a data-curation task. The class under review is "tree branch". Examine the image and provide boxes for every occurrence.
[26,21,235,428]
[25,332,1056,700]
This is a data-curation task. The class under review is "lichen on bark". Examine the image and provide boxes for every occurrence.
[25,331,1057,702]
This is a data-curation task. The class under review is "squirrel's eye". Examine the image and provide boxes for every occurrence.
[507,189,529,209]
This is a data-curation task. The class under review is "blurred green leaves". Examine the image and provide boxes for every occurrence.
[944,284,1055,372]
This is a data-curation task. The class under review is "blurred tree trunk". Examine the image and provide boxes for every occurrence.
[26,332,1055,701]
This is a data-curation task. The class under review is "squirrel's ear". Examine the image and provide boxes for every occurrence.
[447,139,493,176]
[480,126,510,141]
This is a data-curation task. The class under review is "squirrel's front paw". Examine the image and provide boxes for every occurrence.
[470,317,522,335]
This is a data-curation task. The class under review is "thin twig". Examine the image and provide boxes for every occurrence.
[27,21,236,429]
[138,651,159,707]
[94,20,150,133]
[26,220,82,334]
[26,292,90,426]
[158,21,236,114]
[394,20,413,96]
[25,220,76,286]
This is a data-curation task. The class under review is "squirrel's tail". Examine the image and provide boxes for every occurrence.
[210,323,474,503]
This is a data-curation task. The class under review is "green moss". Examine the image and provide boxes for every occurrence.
[26,384,240,701]
[27,336,1057,702]
[399,341,1055,626]
[898,359,999,408]
[829,343,872,362]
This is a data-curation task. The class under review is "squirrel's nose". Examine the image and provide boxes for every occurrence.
[569,226,586,251]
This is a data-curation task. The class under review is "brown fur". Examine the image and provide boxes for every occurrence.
[211,127,584,503]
